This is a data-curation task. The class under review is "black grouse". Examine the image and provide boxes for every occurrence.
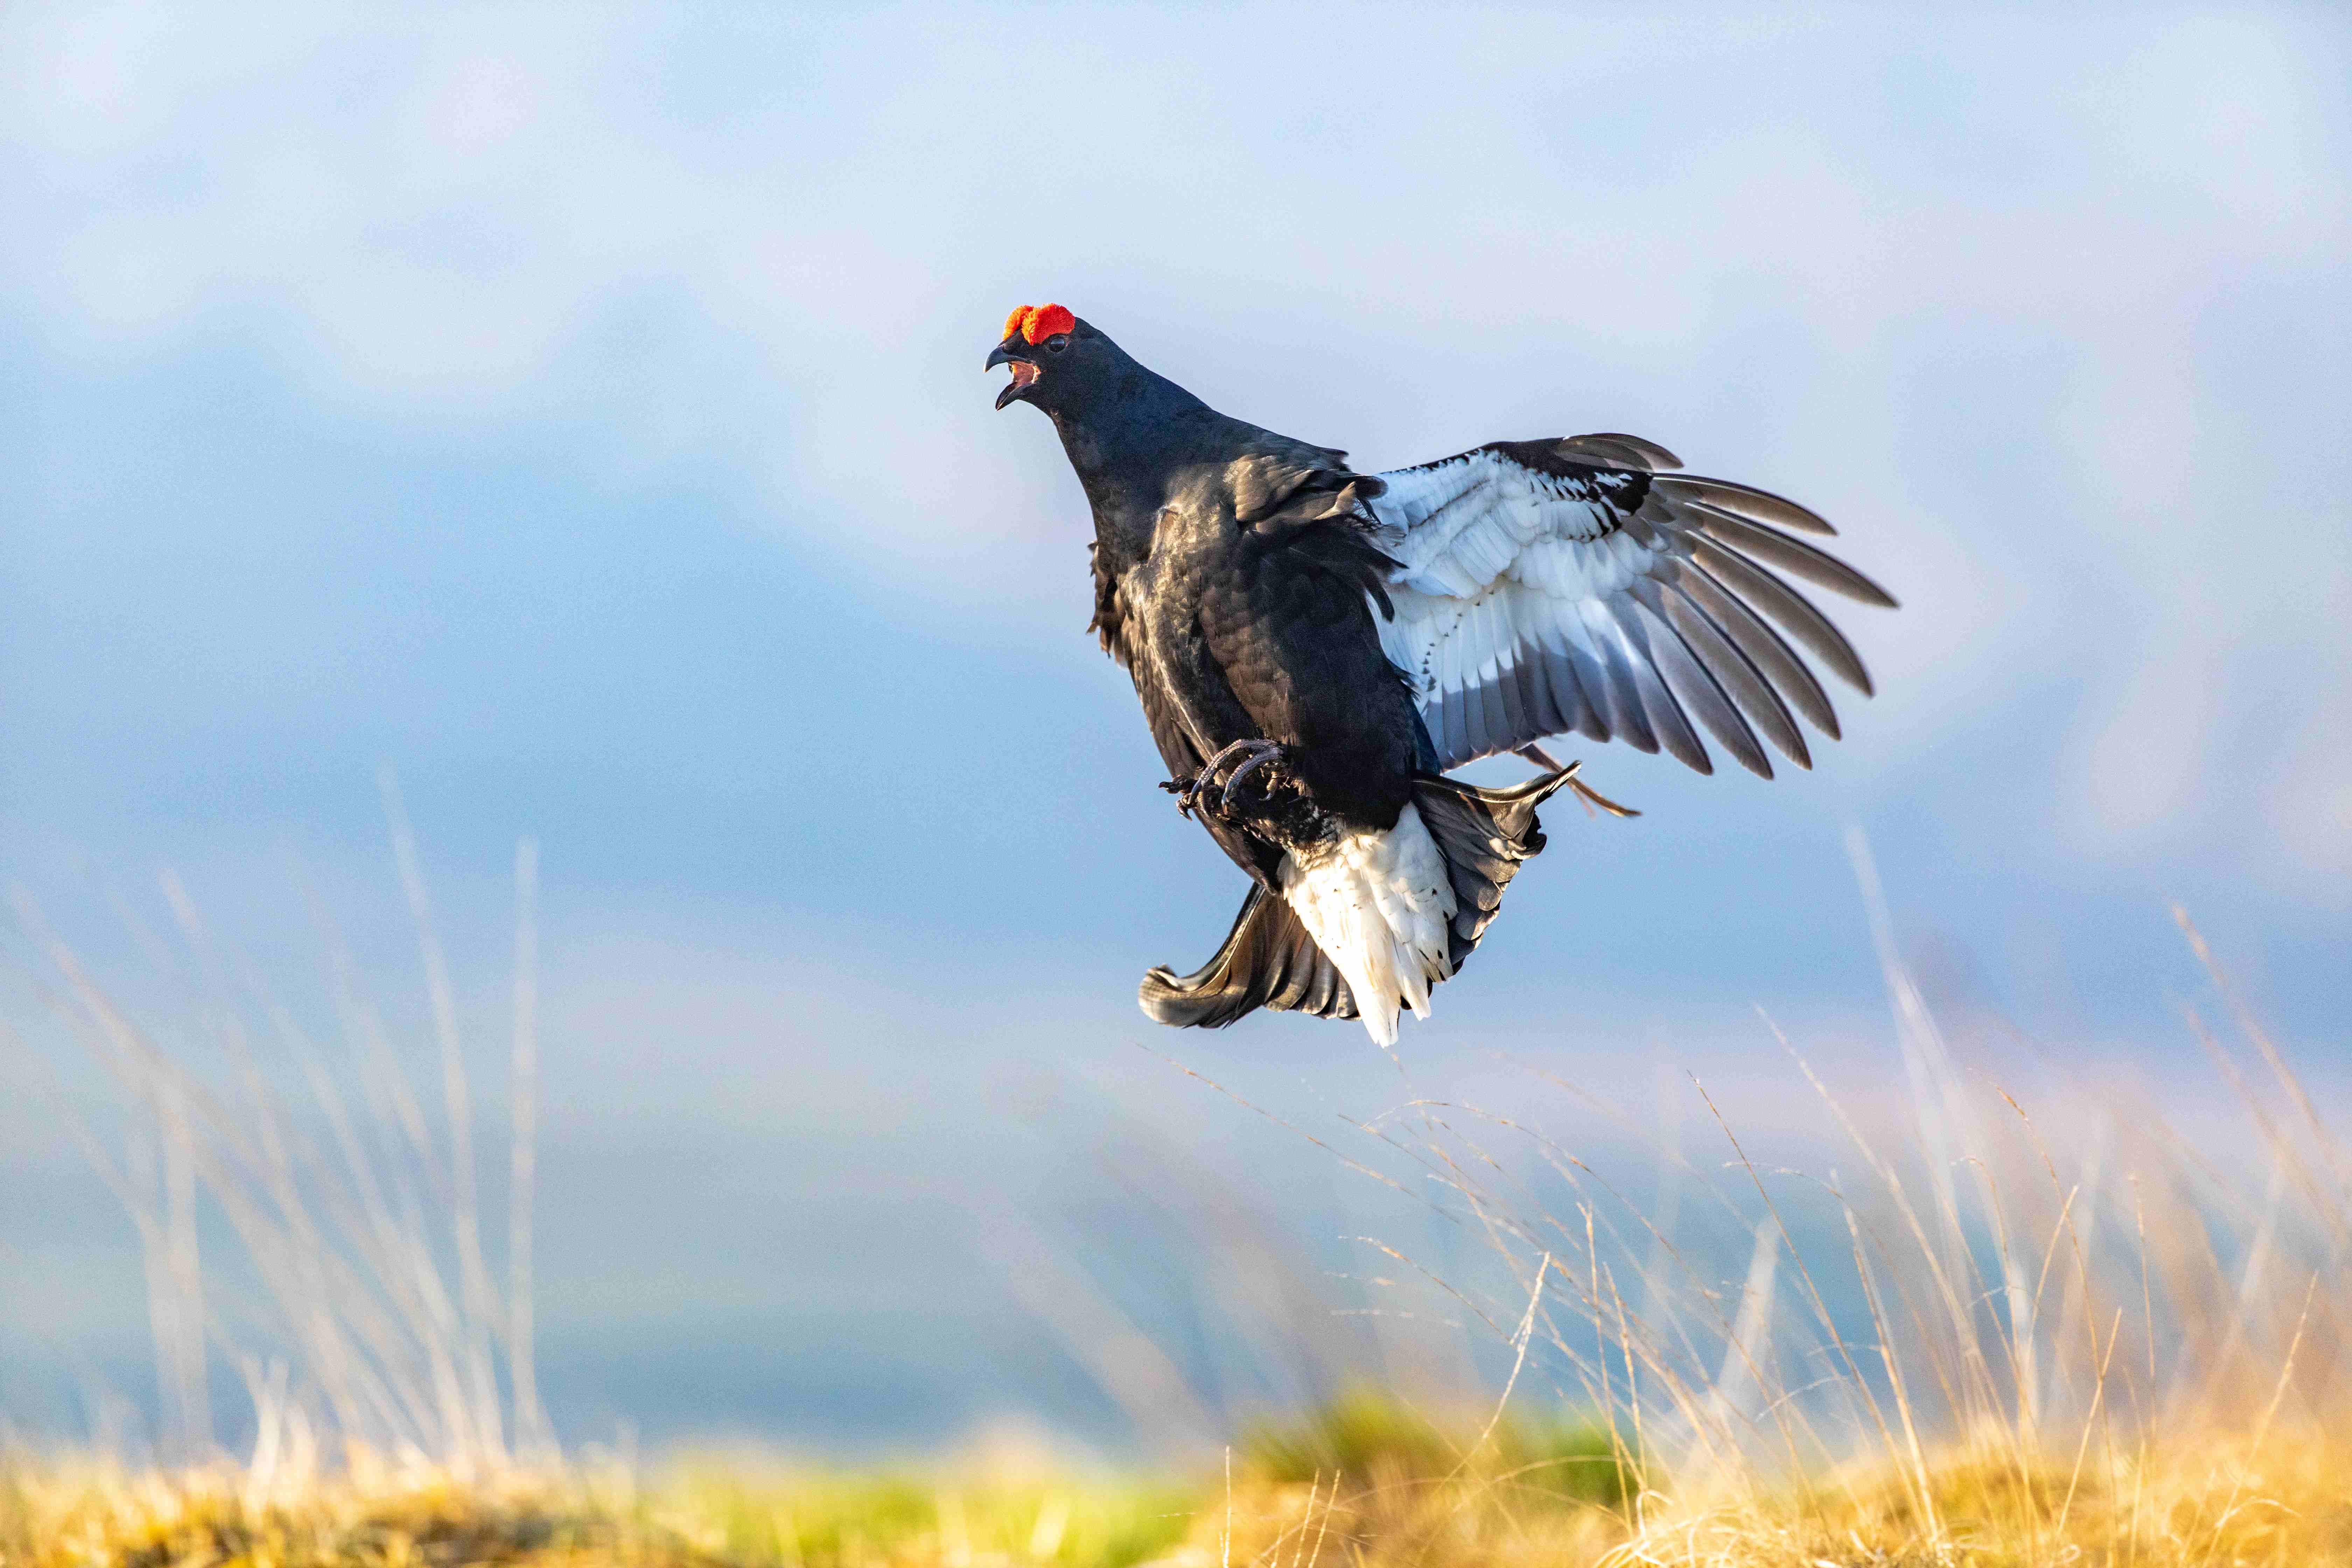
[988,304,1896,1046]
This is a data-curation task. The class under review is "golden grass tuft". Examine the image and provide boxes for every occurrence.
[1598,1427,2352,1567]
[0,1461,668,1568]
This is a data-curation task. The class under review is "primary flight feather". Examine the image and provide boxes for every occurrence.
[988,305,1895,1046]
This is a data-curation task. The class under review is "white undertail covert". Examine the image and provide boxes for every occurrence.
[1276,803,1456,1047]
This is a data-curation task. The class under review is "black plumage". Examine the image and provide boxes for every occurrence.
[988,306,1895,1042]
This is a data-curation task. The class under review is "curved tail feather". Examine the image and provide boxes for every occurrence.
[1139,884,1359,1028]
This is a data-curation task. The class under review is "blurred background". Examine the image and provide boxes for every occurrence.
[2,4,2346,1462]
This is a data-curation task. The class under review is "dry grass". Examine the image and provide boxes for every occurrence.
[7,828,2347,1564]
[0,1461,662,1568]
[0,1454,1196,1567]
[6,1425,2350,1566]
[1183,1428,2352,1567]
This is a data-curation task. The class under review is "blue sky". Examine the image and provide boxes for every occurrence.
[2,4,2346,1454]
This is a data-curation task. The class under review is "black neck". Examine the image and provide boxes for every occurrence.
[1048,365,1219,559]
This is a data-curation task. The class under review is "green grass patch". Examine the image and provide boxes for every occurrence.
[1240,1389,1637,1506]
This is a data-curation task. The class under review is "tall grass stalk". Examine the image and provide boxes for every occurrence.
[10,799,549,1487]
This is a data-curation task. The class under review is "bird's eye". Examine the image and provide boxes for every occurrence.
[1045,333,1071,354]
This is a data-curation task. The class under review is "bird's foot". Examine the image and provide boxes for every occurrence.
[1161,738,1287,819]
[1216,742,1290,813]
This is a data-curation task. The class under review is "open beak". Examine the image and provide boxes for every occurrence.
[986,335,1040,410]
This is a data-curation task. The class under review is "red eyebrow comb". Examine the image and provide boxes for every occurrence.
[1002,303,1075,343]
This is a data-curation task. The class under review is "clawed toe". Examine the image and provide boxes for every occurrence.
[1219,745,1287,810]
[1164,738,1287,818]
[1160,773,1205,818]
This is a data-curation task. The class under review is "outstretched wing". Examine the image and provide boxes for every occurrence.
[1367,435,1896,777]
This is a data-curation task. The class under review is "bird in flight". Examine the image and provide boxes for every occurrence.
[989,304,1895,1046]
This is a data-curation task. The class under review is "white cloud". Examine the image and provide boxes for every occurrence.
[4,2,2348,893]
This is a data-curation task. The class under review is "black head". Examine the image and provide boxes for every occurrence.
[985,303,1124,416]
